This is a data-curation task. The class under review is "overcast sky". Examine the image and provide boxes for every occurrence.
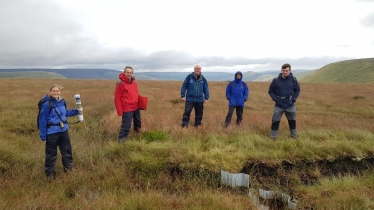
[1,0,373,72]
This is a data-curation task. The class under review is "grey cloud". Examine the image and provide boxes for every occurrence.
[0,0,354,72]
[361,12,374,28]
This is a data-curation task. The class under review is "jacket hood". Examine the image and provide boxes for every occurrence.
[190,72,204,81]
[42,95,63,102]
[277,72,294,79]
[234,71,243,83]
[119,72,136,83]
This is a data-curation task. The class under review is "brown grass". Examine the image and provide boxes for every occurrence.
[1,78,374,209]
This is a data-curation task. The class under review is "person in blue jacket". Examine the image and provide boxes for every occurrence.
[38,84,78,181]
[268,63,300,140]
[224,71,249,127]
[180,64,210,128]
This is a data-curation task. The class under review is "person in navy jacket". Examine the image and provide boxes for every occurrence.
[38,84,78,181]
[224,71,249,127]
[268,63,300,139]
[180,64,210,128]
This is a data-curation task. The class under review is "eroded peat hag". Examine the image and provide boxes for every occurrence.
[244,156,374,187]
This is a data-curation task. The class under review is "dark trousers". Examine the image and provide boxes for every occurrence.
[182,101,204,127]
[225,106,244,126]
[118,109,141,140]
[45,130,73,176]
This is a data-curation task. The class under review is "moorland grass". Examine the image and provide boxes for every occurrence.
[0,78,374,209]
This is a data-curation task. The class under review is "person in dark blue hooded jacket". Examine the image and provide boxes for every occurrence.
[268,63,300,139]
[224,71,249,127]
[38,84,78,181]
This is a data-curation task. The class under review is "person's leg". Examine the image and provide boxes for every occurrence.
[118,111,134,142]
[59,130,73,171]
[133,109,142,132]
[224,106,235,127]
[181,102,194,127]
[235,106,244,125]
[285,106,297,138]
[270,107,285,139]
[194,102,204,127]
[45,133,59,179]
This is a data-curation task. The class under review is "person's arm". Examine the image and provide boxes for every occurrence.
[244,83,249,102]
[114,83,123,116]
[203,79,209,101]
[39,103,49,141]
[292,78,300,102]
[268,78,277,101]
[226,83,231,100]
[180,75,189,99]
[66,108,78,117]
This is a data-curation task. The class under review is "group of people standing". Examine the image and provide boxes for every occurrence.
[38,63,300,181]
[179,63,300,140]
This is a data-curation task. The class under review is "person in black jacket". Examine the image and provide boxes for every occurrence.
[268,63,300,140]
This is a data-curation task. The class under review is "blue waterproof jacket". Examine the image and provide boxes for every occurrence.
[180,73,209,102]
[268,73,300,109]
[226,71,249,107]
[38,95,78,141]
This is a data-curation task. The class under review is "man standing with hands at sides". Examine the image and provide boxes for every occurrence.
[268,63,300,140]
[180,64,210,128]
[114,66,142,142]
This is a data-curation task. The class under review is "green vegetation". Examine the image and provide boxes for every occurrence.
[301,57,374,83]
[0,78,374,209]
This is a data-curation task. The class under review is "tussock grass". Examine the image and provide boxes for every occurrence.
[1,78,374,209]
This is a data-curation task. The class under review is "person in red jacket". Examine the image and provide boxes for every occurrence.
[114,66,141,142]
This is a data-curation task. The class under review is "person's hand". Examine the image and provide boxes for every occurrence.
[181,97,186,101]
[204,99,209,103]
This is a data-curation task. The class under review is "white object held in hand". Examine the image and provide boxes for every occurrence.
[74,94,84,122]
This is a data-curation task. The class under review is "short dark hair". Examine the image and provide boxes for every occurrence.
[124,66,133,72]
[281,63,291,70]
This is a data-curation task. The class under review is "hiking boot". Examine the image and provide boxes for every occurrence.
[270,136,277,140]
[290,135,297,139]
[118,138,128,143]
[64,167,78,173]
[181,124,188,128]
[134,127,142,133]
[46,172,56,182]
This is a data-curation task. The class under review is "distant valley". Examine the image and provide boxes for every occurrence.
[0,68,314,81]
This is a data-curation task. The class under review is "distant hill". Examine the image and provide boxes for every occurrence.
[0,69,120,79]
[300,58,374,83]
[0,68,313,81]
[0,71,66,79]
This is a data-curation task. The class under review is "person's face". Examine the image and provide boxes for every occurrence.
[50,87,60,99]
[281,67,290,78]
[194,66,201,75]
[236,74,242,79]
[124,68,133,79]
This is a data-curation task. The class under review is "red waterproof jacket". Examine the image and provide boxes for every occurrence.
[114,73,139,116]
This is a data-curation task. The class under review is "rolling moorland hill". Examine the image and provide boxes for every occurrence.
[300,57,374,83]
[0,68,313,81]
